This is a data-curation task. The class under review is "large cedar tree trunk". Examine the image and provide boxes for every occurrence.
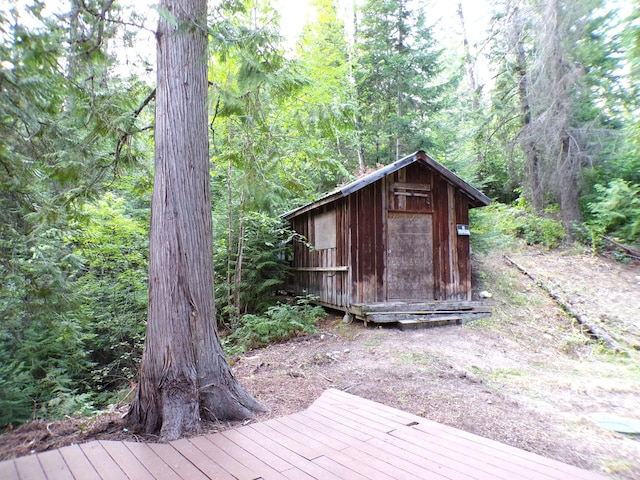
[127,0,263,440]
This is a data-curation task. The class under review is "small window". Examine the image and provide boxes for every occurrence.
[314,211,336,249]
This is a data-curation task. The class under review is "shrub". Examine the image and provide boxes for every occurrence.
[223,296,327,355]
[471,200,566,252]
[585,179,640,248]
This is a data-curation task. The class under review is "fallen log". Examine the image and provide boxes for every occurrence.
[603,236,640,260]
[504,255,623,352]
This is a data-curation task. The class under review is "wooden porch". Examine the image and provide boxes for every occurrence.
[0,388,607,480]
[349,301,492,329]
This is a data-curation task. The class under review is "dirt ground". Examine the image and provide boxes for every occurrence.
[1,246,639,479]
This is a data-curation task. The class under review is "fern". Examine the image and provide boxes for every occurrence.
[223,297,327,355]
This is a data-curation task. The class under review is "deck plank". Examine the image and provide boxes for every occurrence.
[235,423,342,479]
[0,458,19,480]
[320,388,606,480]
[186,434,260,480]
[57,444,101,480]
[410,421,604,480]
[146,442,209,480]
[13,454,45,480]
[203,430,289,480]
[297,409,471,480]
[99,440,156,480]
[34,449,74,480]
[248,421,325,460]
[276,410,434,480]
[319,388,420,425]
[0,388,610,480]
[310,399,520,480]
[311,455,371,480]
[399,421,549,478]
[169,438,235,480]
[79,441,128,480]
[219,428,295,473]
[263,417,399,478]
[122,442,183,480]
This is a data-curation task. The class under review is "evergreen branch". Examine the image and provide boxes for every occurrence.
[79,0,157,37]
[75,0,116,57]
[113,87,156,169]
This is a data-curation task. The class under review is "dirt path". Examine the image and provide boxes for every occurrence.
[235,249,640,479]
[2,248,639,479]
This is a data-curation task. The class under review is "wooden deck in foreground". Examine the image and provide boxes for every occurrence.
[0,388,608,480]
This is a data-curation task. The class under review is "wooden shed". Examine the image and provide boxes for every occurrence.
[282,151,491,327]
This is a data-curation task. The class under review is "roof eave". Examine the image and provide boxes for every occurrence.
[281,151,490,220]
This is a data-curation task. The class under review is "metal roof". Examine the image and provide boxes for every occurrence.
[281,151,490,220]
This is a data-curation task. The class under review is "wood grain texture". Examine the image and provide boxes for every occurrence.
[0,389,608,480]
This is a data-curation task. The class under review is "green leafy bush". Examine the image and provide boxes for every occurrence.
[69,194,148,393]
[585,179,640,247]
[0,225,96,426]
[223,297,327,355]
[214,211,291,328]
[471,200,566,253]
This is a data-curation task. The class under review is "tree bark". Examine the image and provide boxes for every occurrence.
[510,2,543,212]
[127,0,263,440]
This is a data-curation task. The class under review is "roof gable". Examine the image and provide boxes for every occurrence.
[282,151,490,220]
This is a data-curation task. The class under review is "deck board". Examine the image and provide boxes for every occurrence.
[202,431,289,480]
[13,454,45,480]
[32,449,73,480]
[146,442,209,480]
[230,424,340,479]
[79,441,128,480]
[0,388,610,479]
[98,440,156,480]
[0,458,19,480]
[122,442,183,480]
[57,444,101,480]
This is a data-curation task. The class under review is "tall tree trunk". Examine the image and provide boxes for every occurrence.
[234,212,245,316]
[457,3,478,110]
[542,0,583,237]
[511,2,544,212]
[127,0,263,440]
[351,7,366,171]
[558,137,582,240]
[226,151,236,325]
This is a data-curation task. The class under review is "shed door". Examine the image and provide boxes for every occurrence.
[386,212,434,300]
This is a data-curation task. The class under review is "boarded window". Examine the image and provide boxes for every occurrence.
[314,211,336,249]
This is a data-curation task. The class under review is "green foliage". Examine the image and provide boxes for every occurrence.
[288,0,361,177]
[69,193,149,391]
[214,211,291,326]
[354,0,448,163]
[471,201,566,253]
[0,212,95,425]
[223,297,327,355]
[0,361,35,427]
[585,179,640,247]
[0,2,153,427]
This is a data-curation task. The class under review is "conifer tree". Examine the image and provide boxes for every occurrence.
[127,0,264,439]
[354,0,445,164]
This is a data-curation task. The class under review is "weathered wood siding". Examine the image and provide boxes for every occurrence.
[287,157,476,308]
[430,174,472,301]
[290,199,350,308]
[456,190,472,301]
[350,181,385,304]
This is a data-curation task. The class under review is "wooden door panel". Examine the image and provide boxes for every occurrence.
[386,213,434,300]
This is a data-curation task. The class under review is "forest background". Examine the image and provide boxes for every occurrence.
[1,0,639,428]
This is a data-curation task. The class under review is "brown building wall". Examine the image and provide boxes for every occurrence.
[288,163,474,308]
